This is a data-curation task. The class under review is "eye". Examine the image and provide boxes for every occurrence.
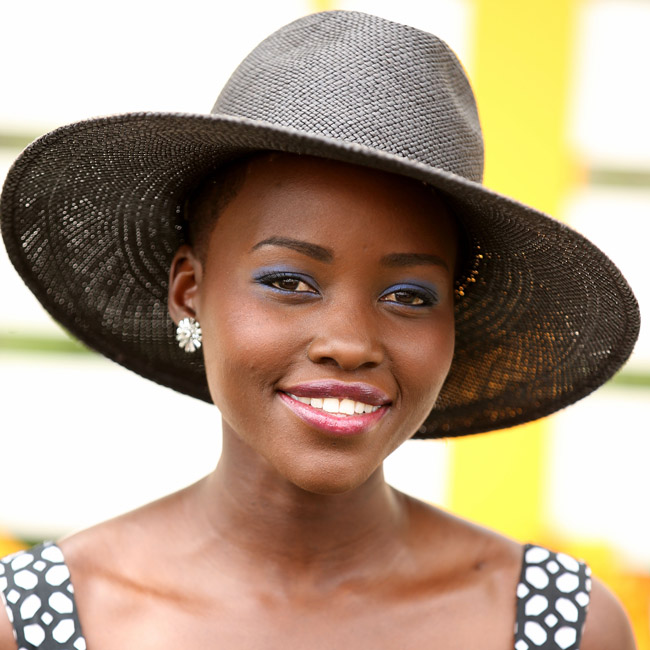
[382,290,425,305]
[379,284,438,307]
[254,270,319,295]
[270,276,314,293]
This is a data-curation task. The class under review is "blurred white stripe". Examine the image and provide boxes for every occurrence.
[569,0,650,167]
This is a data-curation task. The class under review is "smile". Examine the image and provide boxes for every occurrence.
[278,387,390,435]
[286,394,381,415]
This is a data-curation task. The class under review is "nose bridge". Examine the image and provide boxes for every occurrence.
[308,292,384,370]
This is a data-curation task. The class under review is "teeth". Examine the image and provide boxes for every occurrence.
[322,398,339,413]
[339,399,355,415]
[288,394,381,416]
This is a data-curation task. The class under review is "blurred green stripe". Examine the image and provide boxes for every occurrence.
[0,333,91,355]
[589,168,650,189]
[608,371,650,388]
[0,132,41,150]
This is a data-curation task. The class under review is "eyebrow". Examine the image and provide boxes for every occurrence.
[251,237,449,271]
[251,237,334,262]
[381,252,449,271]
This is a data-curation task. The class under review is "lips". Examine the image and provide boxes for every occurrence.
[281,380,390,405]
[286,394,381,415]
[278,381,391,435]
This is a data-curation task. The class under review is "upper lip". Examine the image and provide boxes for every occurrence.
[280,381,391,406]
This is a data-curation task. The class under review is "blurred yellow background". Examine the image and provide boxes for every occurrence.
[1,0,648,645]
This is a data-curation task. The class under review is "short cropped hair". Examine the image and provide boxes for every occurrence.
[184,153,258,261]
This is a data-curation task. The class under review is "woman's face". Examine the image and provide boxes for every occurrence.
[175,154,457,494]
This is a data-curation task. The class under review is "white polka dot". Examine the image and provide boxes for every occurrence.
[4,604,14,623]
[525,547,550,564]
[555,626,577,649]
[41,612,53,625]
[0,576,6,591]
[576,591,590,607]
[546,560,560,574]
[19,594,41,620]
[556,597,579,623]
[0,564,5,575]
[557,553,580,573]
[32,561,46,572]
[11,554,34,572]
[556,572,580,593]
[45,565,70,587]
[586,578,592,591]
[586,566,592,577]
[74,637,87,650]
[6,589,20,604]
[525,594,548,616]
[517,583,530,598]
[524,621,548,645]
[23,623,45,646]
[525,566,549,589]
[14,570,38,590]
[545,613,558,627]
[49,592,73,614]
[515,640,529,650]
[40,546,64,564]
[52,618,75,643]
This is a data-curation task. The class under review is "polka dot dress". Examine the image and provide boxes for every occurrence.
[0,543,85,649]
[1,542,590,649]
[515,544,591,650]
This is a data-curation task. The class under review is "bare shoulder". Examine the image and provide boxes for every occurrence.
[0,555,18,650]
[0,607,17,650]
[406,494,524,569]
[580,576,636,650]
[57,494,176,591]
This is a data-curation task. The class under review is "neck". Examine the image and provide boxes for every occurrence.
[187,428,409,585]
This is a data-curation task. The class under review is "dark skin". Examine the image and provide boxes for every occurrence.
[0,154,635,649]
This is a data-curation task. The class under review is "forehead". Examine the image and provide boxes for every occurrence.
[204,153,457,261]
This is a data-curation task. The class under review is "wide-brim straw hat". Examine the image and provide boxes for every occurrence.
[1,11,640,438]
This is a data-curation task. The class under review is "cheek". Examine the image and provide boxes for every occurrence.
[392,311,455,413]
[198,290,302,420]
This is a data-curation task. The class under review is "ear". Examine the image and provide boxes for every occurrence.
[168,245,203,324]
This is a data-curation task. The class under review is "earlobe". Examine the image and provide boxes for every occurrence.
[168,245,203,324]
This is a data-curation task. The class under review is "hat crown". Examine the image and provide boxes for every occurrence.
[213,11,484,183]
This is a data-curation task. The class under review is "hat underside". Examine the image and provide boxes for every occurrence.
[1,112,640,437]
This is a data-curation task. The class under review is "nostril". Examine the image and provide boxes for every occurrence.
[307,338,384,371]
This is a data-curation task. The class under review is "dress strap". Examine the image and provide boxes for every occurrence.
[0,542,86,650]
[515,544,591,650]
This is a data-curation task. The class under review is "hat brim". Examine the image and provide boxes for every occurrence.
[0,112,640,437]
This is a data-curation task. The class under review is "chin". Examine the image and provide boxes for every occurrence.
[283,463,377,496]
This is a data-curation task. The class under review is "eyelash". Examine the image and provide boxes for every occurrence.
[255,271,318,295]
[379,284,438,307]
[255,272,438,308]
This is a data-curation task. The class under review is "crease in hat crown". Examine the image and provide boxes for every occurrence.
[212,11,484,183]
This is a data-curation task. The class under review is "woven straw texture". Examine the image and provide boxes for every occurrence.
[0,11,640,437]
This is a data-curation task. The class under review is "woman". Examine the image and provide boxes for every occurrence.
[0,11,639,650]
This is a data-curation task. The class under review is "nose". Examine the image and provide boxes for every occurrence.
[307,301,385,371]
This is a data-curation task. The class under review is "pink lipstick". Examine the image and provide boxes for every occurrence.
[278,381,391,435]
[282,381,390,405]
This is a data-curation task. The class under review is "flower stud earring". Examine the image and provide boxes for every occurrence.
[176,317,202,353]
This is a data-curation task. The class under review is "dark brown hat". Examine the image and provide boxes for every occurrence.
[0,11,640,437]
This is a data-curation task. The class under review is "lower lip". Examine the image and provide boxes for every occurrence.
[278,392,388,435]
